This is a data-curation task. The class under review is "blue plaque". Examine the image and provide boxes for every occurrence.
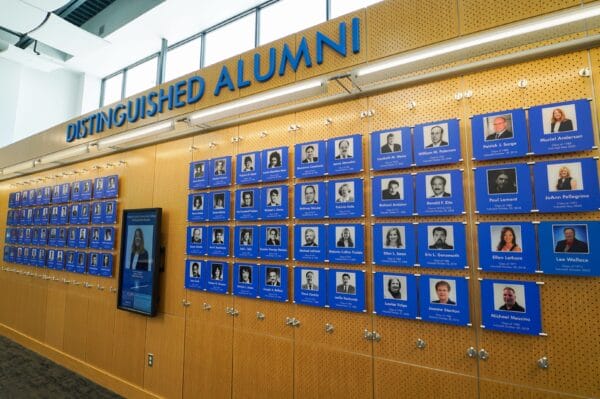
[88,253,101,275]
[76,227,88,248]
[328,178,364,218]
[533,158,600,213]
[70,204,80,224]
[259,225,288,260]
[90,227,101,249]
[99,253,113,277]
[103,201,117,224]
[372,223,416,266]
[104,175,119,198]
[57,228,67,247]
[370,127,412,171]
[51,186,60,204]
[417,223,467,269]
[71,181,81,202]
[371,174,414,217]
[471,109,528,160]
[188,193,208,222]
[261,185,288,220]
[328,134,363,176]
[185,259,205,290]
[327,269,366,312]
[209,156,232,187]
[48,228,57,246]
[46,249,56,269]
[207,226,229,257]
[415,170,464,216]
[189,160,209,189]
[91,202,102,224]
[294,267,326,307]
[477,222,537,273]
[474,163,533,214]
[205,261,229,294]
[261,147,289,182]
[80,180,93,201]
[293,224,326,262]
[233,263,259,297]
[294,182,326,220]
[93,178,104,199]
[54,250,65,270]
[529,99,594,155]
[327,224,364,264]
[295,140,326,178]
[419,275,470,326]
[65,251,76,272]
[235,188,261,221]
[414,119,461,166]
[236,151,261,184]
[80,204,90,225]
[186,226,207,255]
[234,225,259,259]
[480,279,542,335]
[58,205,69,224]
[539,221,599,276]
[208,191,230,221]
[260,265,288,302]
[75,251,87,274]
[101,227,115,250]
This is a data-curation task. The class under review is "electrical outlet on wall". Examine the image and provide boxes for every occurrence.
[147,353,154,367]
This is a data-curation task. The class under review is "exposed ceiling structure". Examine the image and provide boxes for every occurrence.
[0,0,265,76]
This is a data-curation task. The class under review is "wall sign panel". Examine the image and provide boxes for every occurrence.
[327,134,363,176]
[293,224,326,262]
[474,163,533,214]
[417,222,467,269]
[261,147,289,182]
[539,221,599,276]
[327,224,365,264]
[261,185,288,220]
[419,275,470,326]
[294,182,326,220]
[372,223,416,266]
[259,265,288,302]
[373,272,418,319]
[477,222,537,273]
[327,269,366,312]
[371,174,414,217]
[370,127,412,170]
[295,140,327,178]
[328,178,364,218]
[294,267,326,307]
[471,108,528,160]
[415,170,464,216]
[236,151,262,184]
[414,119,461,166]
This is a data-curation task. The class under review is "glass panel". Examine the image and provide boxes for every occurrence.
[260,0,326,45]
[204,13,256,67]
[103,73,123,106]
[165,38,202,82]
[125,56,158,98]
[331,0,383,18]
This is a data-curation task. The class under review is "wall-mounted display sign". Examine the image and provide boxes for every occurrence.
[234,225,259,259]
[480,279,543,335]
[371,174,414,217]
[259,265,288,302]
[205,261,229,294]
[185,259,205,290]
[259,225,289,260]
[208,191,230,221]
[261,147,289,182]
[327,269,366,312]
[419,275,470,326]
[233,263,259,298]
[295,140,326,178]
[235,187,261,221]
[236,151,262,185]
[293,224,326,262]
[328,178,364,218]
[189,160,209,189]
[370,127,412,171]
[471,108,528,160]
[415,170,464,216]
[372,223,416,266]
[327,224,364,264]
[293,267,326,307]
[474,163,533,214]
[417,223,467,269]
[414,119,461,166]
[209,156,232,187]
[373,272,418,319]
[207,226,229,257]
[261,185,288,220]
[539,221,599,276]
[295,182,326,219]
[188,193,208,221]
[477,222,537,273]
[186,226,207,256]
[327,134,363,176]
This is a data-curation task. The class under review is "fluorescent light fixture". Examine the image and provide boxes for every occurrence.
[2,160,35,175]
[188,79,325,125]
[97,120,175,149]
[40,145,89,165]
[353,2,600,83]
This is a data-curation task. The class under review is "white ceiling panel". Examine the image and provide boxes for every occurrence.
[0,0,47,34]
[0,45,64,71]
[29,14,110,57]
[21,0,71,12]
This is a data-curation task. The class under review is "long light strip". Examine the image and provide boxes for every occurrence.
[188,79,325,125]
[39,144,89,164]
[2,160,35,175]
[354,2,600,80]
[96,120,175,149]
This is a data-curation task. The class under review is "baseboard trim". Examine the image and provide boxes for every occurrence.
[0,324,160,399]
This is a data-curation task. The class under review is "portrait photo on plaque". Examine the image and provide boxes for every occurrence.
[75,251,87,273]
[419,275,470,326]
[294,267,326,307]
[293,224,326,262]
[529,99,594,155]
[209,156,232,187]
[261,146,289,182]
[103,201,117,224]
[185,259,205,291]
[208,191,230,221]
[205,261,229,294]
[65,251,76,272]
[259,225,288,260]
[77,227,88,248]
[93,178,104,199]
[539,221,599,276]
[373,272,418,319]
[233,263,259,298]
[327,269,366,312]
[236,151,261,185]
[480,279,542,335]
[261,185,288,220]
[295,140,326,178]
[260,265,288,302]
[474,163,533,214]
[477,222,537,273]
[99,253,113,277]
[327,134,363,176]
[235,187,260,221]
[186,226,207,256]
[188,193,208,222]
[327,224,364,264]
[80,179,92,201]
[207,226,229,257]
[45,249,55,269]
[294,182,326,219]
[101,227,115,250]
[370,127,412,171]
[328,178,364,218]
[88,252,100,275]
[471,108,528,160]
[417,223,467,269]
[372,223,416,266]
[71,181,81,202]
[189,160,209,189]
[414,119,461,166]
[104,175,119,198]
[234,225,259,259]
[415,170,464,216]
[533,158,600,213]
[371,174,414,217]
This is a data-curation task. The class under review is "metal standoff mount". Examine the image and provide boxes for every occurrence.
[416,338,426,349]
[537,356,549,369]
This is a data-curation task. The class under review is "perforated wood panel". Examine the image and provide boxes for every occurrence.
[193,58,241,111]
[84,295,116,372]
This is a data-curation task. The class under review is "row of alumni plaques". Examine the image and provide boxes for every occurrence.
[7,201,118,226]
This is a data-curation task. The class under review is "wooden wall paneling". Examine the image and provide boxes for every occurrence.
[62,284,90,360]
[232,297,294,340]
[85,293,116,373]
[111,310,147,387]
[591,48,600,143]
[144,313,185,399]
[44,282,67,350]
[479,378,590,399]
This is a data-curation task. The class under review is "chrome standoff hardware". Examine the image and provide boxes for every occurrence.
[416,338,426,349]
[537,356,549,369]
[478,349,489,361]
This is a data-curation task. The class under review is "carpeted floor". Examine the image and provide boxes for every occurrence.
[0,335,123,399]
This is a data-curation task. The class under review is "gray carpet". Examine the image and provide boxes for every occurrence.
[0,335,123,399]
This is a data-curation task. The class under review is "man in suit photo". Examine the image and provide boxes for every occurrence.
[485,116,513,140]
[266,268,281,286]
[382,179,401,200]
[429,175,451,198]
[426,125,448,148]
[380,133,401,153]
[336,273,356,294]
[554,227,589,253]
[335,139,352,159]
[302,145,318,163]
[302,270,318,290]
